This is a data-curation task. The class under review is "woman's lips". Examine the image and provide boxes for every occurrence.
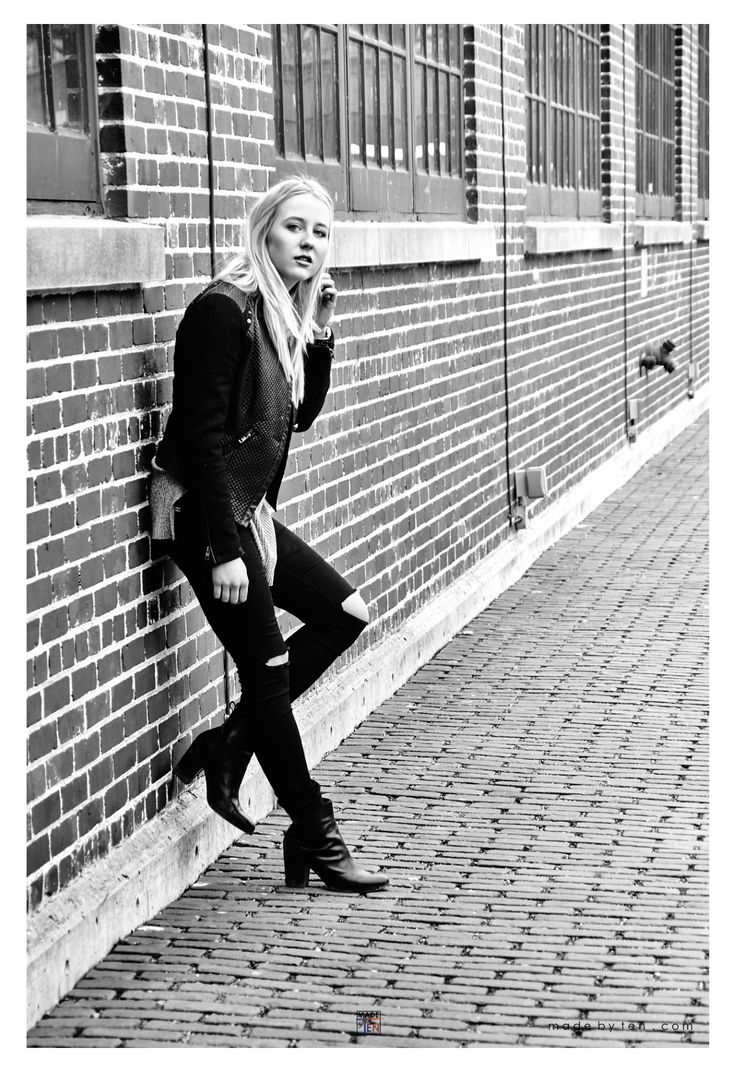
[294,255,312,265]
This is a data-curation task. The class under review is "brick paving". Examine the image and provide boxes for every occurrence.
[27,413,709,1047]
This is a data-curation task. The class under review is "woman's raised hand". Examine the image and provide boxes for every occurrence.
[212,558,249,603]
[315,273,337,330]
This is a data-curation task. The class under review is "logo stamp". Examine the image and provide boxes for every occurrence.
[356,1010,382,1035]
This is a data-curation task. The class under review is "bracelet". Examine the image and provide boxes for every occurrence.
[313,322,331,340]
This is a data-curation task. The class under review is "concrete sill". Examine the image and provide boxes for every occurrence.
[633,220,692,247]
[524,220,623,256]
[693,220,710,242]
[330,221,496,269]
[27,216,166,294]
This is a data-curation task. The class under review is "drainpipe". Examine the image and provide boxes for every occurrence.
[622,25,631,438]
[202,24,231,709]
[499,25,514,529]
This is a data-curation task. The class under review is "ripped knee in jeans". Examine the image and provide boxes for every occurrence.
[341,592,370,624]
[265,651,289,667]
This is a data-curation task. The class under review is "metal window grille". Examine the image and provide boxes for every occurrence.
[634,24,676,219]
[697,24,709,217]
[26,24,99,204]
[272,24,465,218]
[525,24,601,218]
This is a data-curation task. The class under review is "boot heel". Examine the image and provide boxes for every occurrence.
[173,737,205,784]
[283,840,310,887]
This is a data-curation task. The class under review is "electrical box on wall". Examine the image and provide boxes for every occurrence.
[514,467,548,500]
[512,466,548,530]
[627,399,640,441]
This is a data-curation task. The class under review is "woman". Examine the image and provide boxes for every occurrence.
[150,177,388,893]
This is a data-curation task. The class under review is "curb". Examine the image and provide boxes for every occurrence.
[27,389,709,1028]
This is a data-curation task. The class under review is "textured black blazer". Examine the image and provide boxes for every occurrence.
[155,280,334,564]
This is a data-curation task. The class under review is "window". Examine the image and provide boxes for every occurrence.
[272,24,465,218]
[635,24,675,219]
[525,25,602,218]
[697,25,709,219]
[27,24,100,207]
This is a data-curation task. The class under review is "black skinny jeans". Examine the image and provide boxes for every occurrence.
[170,500,366,811]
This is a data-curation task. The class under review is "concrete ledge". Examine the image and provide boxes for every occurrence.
[331,221,496,268]
[633,220,692,247]
[524,220,623,256]
[693,220,710,242]
[26,386,709,1028]
[27,216,166,293]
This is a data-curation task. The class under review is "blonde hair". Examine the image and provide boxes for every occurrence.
[214,176,334,406]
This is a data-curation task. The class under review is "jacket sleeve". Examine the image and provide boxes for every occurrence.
[178,292,248,564]
[294,328,335,433]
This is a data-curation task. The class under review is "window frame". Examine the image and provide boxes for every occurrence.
[27,24,101,211]
[697,24,709,220]
[525,24,603,221]
[634,23,676,221]
[273,24,349,211]
[271,23,466,221]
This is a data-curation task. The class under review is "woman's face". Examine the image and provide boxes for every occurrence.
[266,193,331,289]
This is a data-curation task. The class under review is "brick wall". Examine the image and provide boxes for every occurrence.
[27,23,709,913]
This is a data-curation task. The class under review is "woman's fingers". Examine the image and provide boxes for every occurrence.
[211,559,249,602]
[320,274,336,301]
[213,583,249,604]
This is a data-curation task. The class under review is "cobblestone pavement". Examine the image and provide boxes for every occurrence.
[28,414,709,1047]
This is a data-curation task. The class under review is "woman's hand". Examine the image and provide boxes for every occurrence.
[314,273,337,331]
[212,558,249,604]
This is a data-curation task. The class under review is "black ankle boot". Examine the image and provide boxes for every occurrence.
[174,724,255,835]
[173,728,219,783]
[282,797,389,892]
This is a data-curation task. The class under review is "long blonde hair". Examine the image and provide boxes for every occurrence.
[214,177,334,406]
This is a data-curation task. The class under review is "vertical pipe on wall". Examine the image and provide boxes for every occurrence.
[621,24,630,432]
[202,24,217,277]
[202,24,231,711]
[499,25,513,527]
[688,26,694,378]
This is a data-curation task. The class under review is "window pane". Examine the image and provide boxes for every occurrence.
[414,59,425,171]
[392,25,405,49]
[27,25,49,127]
[450,24,460,68]
[349,38,364,162]
[427,25,436,62]
[301,26,320,157]
[364,45,378,163]
[698,24,709,203]
[414,25,425,58]
[281,25,300,155]
[426,67,437,173]
[379,49,392,164]
[378,25,391,43]
[393,55,407,168]
[50,24,86,131]
[321,30,339,161]
[438,25,448,65]
[450,74,461,174]
[439,70,448,174]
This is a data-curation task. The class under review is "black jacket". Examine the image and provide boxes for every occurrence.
[155,280,334,564]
